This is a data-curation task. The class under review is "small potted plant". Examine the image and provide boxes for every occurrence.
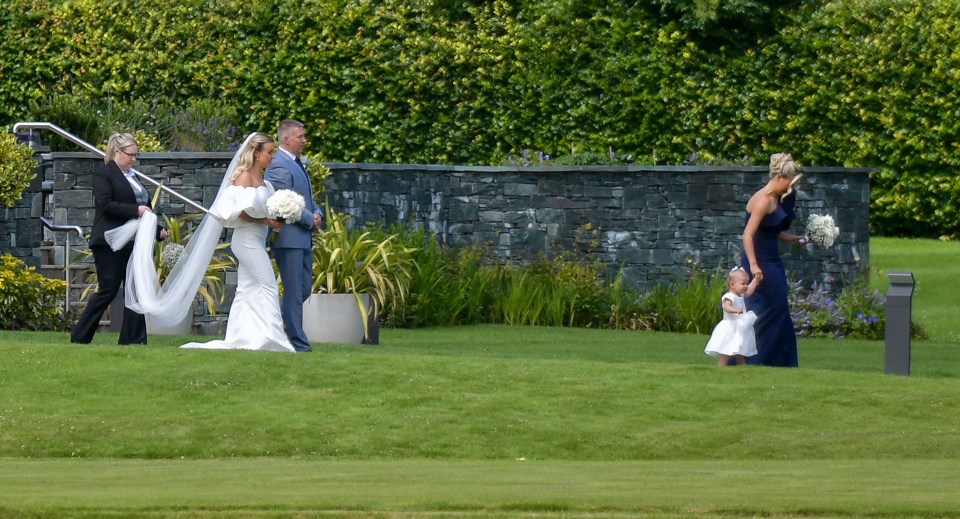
[304,206,415,344]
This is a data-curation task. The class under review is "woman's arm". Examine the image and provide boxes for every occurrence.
[778,231,807,243]
[238,210,282,231]
[742,193,773,282]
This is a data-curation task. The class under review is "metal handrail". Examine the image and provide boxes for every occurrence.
[13,121,209,214]
[39,217,84,313]
[40,217,83,238]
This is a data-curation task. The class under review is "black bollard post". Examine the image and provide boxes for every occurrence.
[884,271,915,376]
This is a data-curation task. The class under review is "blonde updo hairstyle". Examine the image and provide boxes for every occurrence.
[768,152,801,180]
[231,132,275,180]
[104,132,138,164]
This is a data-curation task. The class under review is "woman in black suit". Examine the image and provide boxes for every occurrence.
[70,133,169,344]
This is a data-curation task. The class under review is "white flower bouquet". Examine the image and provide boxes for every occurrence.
[160,242,185,269]
[266,189,306,223]
[806,213,840,247]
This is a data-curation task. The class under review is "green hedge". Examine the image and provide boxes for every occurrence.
[2,0,959,236]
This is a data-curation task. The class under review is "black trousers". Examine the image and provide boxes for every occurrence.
[70,245,147,345]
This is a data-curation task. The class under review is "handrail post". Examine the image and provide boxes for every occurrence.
[38,181,85,315]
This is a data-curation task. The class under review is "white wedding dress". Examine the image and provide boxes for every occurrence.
[181,183,295,352]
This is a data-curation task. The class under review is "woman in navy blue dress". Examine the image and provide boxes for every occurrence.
[741,153,807,367]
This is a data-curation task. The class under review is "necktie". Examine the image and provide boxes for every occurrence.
[293,156,316,202]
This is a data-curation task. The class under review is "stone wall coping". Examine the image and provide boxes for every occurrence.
[45,152,874,176]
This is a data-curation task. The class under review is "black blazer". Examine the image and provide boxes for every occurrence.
[88,161,159,248]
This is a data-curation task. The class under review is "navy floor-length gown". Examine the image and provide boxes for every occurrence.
[742,192,799,367]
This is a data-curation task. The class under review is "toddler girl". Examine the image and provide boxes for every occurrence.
[704,266,759,366]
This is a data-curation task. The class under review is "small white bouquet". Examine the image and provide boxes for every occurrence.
[266,189,306,223]
[805,213,840,247]
[160,242,185,269]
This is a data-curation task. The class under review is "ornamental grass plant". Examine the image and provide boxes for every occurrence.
[27,216,934,343]
[379,222,893,340]
[311,207,417,336]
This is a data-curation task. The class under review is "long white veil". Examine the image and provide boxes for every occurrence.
[105,132,256,327]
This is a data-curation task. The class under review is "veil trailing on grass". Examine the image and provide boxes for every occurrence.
[105,133,256,327]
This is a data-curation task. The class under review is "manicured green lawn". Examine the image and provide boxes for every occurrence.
[2,325,960,517]
[2,458,958,518]
[870,236,960,342]
[0,238,957,518]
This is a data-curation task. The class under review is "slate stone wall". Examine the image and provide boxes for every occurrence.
[324,163,871,291]
[3,152,871,332]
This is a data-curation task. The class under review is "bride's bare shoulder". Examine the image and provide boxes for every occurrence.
[232,170,256,187]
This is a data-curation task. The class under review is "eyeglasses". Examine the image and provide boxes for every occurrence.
[117,149,140,159]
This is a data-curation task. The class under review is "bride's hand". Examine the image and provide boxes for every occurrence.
[267,219,284,232]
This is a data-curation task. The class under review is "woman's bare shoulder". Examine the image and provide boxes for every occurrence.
[232,170,257,188]
[746,191,775,214]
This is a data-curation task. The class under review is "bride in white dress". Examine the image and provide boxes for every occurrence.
[105,132,296,352]
[181,133,295,352]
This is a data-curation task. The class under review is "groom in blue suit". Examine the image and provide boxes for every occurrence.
[265,120,323,352]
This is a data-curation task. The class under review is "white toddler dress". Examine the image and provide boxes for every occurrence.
[704,292,758,358]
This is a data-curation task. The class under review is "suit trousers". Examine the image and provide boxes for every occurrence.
[272,246,313,352]
[70,245,148,345]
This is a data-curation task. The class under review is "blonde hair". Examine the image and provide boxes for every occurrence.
[727,268,748,287]
[104,132,138,164]
[230,132,275,180]
[768,153,801,180]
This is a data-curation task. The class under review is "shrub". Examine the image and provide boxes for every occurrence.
[0,253,69,331]
[0,131,36,206]
[26,94,104,150]
[550,151,628,167]
[157,99,240,152]
[789,275,923,340]
[25,94,240,152]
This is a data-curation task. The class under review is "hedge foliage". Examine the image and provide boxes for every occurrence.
[1,0,959,236]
